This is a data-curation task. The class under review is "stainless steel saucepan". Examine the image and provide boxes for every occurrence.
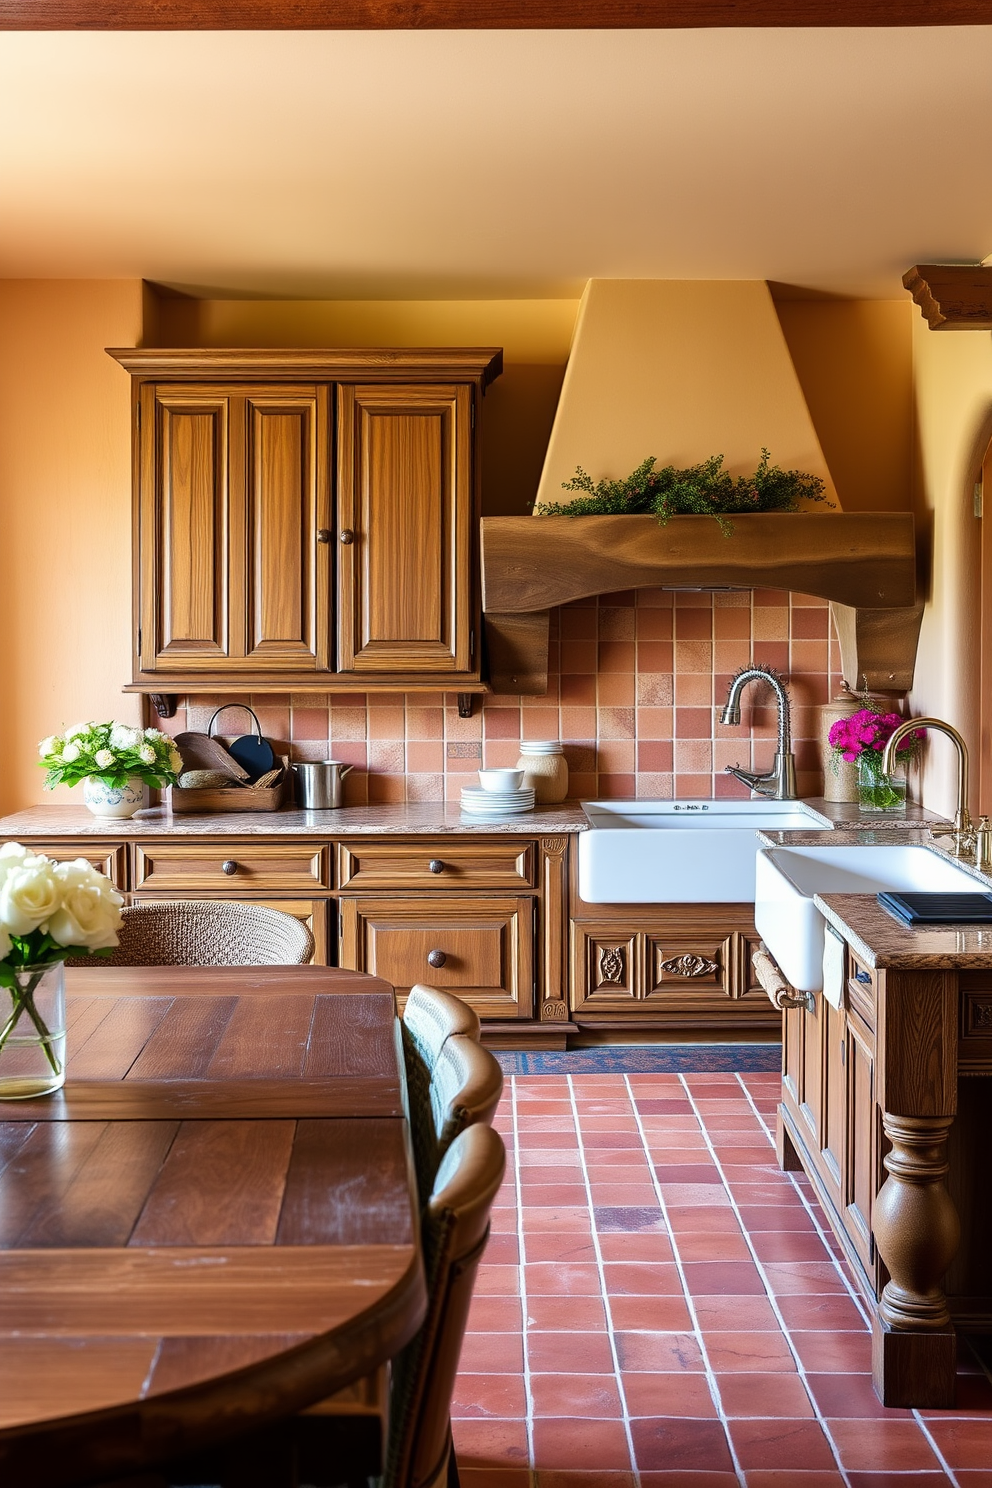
[291,760,354,810]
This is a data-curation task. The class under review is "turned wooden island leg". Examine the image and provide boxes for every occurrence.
[871,1112,960,1407]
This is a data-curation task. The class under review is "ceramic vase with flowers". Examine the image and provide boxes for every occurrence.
[39,722,183,819]
[828,704,926,814]
[0,844,123,1098]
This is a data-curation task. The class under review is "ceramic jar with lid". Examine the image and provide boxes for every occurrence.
[515,740,568,803]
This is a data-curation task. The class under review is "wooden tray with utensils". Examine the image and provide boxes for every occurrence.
[169,759,292,814]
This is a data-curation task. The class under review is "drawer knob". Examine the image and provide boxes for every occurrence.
[428,859,445,874]
[316,528,332,544]
[222,860,239,876]
[339,529,355,546]
[427,949,447,969]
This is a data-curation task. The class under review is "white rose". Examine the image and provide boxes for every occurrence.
[110,724,142,751]
[39,735,62,758]
[61,743,81,763]
[0,843,42,889]
[94,749,116,770]
[138,744,156,765]
[0,859,62,936]
[49,860,123,950]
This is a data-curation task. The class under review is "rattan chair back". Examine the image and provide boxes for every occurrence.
[91,900,314,967]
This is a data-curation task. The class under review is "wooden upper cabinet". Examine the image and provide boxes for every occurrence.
[137,382,329,675]
[336,384,472,676]
[113,347,501,693]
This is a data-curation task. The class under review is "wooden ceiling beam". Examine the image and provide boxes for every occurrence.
[4,1,992,28]
[903,264,992,330]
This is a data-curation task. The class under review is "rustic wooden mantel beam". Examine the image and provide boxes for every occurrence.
[903,265,992,330]
[4,1,991,27]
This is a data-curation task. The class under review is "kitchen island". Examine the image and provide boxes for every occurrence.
[776,886,992,1408]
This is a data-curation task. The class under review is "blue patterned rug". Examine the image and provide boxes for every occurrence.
[492,1044,782,1074]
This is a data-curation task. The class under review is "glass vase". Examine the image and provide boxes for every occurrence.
[857,755,908,814]
[0,961,66,1099]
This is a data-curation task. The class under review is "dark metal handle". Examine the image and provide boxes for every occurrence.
[339,529,355,545]
[854,968,872,984]
[222,860,238,876]
[427,949,447,969]
[316,528,332,544]
[428,859,444,874]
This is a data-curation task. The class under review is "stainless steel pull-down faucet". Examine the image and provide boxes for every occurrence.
[719,666,798,800]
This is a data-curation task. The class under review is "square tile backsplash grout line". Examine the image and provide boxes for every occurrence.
[622,1072,748,1486]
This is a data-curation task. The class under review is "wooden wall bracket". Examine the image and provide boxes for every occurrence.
[148,693,178,719]
[456,693,475,719]
[904,264,992,330]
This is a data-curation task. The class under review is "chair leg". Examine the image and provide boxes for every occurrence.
[446,1446,460,1488]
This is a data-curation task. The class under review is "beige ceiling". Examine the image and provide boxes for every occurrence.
[2,27,992,298]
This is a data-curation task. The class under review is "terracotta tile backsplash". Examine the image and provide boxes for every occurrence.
[161,590,840,807]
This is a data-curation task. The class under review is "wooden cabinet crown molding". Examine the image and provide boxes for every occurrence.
[107,346,503,386]
[903,265,992,330]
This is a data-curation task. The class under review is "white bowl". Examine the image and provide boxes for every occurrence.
[478,768,525,793]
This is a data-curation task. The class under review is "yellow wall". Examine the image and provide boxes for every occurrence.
[907,317,992,818]
[0,280,143,814]
[775,299,914,514]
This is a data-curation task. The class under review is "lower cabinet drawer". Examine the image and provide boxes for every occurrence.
[129,894,328,965]
[20,842,128,890]
[337,840,534,891]
[338,894,534,1019]
[133,843,329,893]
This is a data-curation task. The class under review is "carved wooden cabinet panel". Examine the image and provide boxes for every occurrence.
[136,383,330,677]
[338,894,533,1019]
[569,905,778,1030]
[336,384,474,678]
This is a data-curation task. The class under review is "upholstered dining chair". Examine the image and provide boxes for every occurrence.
[401,985,482,1184]
[82,900,315,967]
[407,1030,503,1206]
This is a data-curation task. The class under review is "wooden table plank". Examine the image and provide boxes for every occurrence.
[278,1119,416,1247]
[205,994,316,1079]
[130,1121,295,1248]
[303,992,401,1078]
[65,966,395,998]
[0,1336,161,1431]
[0,1077,404,1121]
[70,996,173,1078]
[0,1123,108,1248]
[126,997,239,1079]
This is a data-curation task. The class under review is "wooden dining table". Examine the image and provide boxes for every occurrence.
[0,965,426,1488]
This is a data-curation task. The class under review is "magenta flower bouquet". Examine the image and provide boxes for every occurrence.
[828,708,925,811]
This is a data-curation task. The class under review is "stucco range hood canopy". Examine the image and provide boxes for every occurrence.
[480,280,920,695]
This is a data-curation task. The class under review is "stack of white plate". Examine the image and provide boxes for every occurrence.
[460,784,536,817]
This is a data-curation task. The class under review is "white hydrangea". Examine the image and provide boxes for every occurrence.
[138,744,156,765]
[109,724,142,751]
[144,727,165,742]
[168,747,183,773]
[64,722,90,740]
[38,735,62,758]
[61,743,81,763]
[94,749,115,770]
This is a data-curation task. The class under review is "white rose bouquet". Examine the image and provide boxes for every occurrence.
[0,844,124,1085]
[39,721,182,790]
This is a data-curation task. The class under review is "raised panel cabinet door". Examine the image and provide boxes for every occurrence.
[22,843,128,890]
[240,388,331,671]
[338,895,533,1019]
[569,924,639,1012]
[336,384,475,676]
[844,1005,877,1273]
[138,385,232,670]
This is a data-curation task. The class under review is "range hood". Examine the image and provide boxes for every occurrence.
[481,279,920,695]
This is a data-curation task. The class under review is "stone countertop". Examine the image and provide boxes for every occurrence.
[815,892,992,970]
[0,802,591,838]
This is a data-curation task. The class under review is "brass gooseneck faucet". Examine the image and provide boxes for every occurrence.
[881,716,992,866]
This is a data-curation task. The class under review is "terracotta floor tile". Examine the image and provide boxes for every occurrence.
[602,1261,684,1295]
[925,1418,992,1469]
[654,1163,723,1183]
[458,1331,525,1374]
[844,1475,953,1488]
[682,1260,768,1294]
[675,1230,754,1262]
[751,1230,836,1263]
[736,1203,818,1231]
[804,1372,912,1421]
[460,1470,532,1488]
[744,1475,846,1488]
[525,1294,609,1331]
[630,1417,735,1472]
[692,1294,781,1330]
[531,1417,632,1470]
[702,1330,798,1372]
[776,1292,869,1332]
[614,1330,704,1372]
[717,1370,816,1418]
[481,1232,520,1264]
[729,1417,836,1470]
[608,1293,694,1331]
[666,1205,744,1233]
[791,1330,874,1374]
[474,1265,522,1296]
[761,1261,848,1294]
[622,1369,718,1417]
[517,1185,590,1207]
[451,1372,528,1419]
[523,1236,598,1265]
[527,1331,616,1374]
[827,1417,943,1471]
[534,1473,636,1488]
[592,1204,667,1234]
[450,1416,530,1467]
[640,1475,738,1488]
[529,1371,623,1417]
[658,1183,735,1207]
[730,1181,806,1205]
[522,1207,594,1233]
[585,1184,661,1206]
[597,1231,674,1261]
[467,1294,524,1332]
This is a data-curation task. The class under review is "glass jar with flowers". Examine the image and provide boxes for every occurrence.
[827,705,926,814]
[39,722,183,819]
[0,844,123,1098]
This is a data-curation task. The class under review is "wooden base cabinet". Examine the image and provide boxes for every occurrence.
[338,894,534,1020]
[570,904,778,1033]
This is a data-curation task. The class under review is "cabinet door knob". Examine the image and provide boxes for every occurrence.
[428,859,444,874]
[339,529,355,545]
[427,949,447,969]
[222,860,239,876]
[316,528,332,544]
